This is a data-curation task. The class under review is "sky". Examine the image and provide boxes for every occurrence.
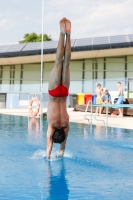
[0,0,133,45]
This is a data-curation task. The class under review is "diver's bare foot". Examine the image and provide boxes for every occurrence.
[60,17,66,34]
[65,18,71,35]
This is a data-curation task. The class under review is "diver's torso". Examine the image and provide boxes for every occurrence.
[47,97,69,128]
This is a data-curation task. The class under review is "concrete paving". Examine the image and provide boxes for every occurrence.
[0,108,133,130]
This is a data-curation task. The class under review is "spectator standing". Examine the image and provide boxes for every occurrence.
[95,83,102,115]
[116,82,124,117]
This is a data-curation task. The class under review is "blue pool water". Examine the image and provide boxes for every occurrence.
[0,114,133,200]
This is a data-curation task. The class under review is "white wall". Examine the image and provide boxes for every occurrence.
[1,66,10,91]
[14,64,21,92]
[22,63,40,92]
[106,58,125,91]
[84,60,93,92]
[0,56,133,93]
[69,61,82,93]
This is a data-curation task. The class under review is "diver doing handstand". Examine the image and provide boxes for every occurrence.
[46,18,71,159]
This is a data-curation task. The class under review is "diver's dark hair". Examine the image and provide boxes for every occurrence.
[52,128,66,144]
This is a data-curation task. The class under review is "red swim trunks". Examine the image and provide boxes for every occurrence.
[48,84,69,97]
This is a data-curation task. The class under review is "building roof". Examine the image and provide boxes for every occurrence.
[0,34,133,58]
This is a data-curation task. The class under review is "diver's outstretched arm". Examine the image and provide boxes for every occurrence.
[59,126,69,157]
[46,126,54,159]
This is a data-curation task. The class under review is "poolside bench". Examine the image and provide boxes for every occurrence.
[75,98,133,116]
[109,98,133,116]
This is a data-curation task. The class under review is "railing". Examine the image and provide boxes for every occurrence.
[84,100,105,126]
[84,100,92,124]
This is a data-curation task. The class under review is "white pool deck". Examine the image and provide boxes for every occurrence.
[0,108,133,130]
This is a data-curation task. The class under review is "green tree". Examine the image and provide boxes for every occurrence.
[19,32,52,43]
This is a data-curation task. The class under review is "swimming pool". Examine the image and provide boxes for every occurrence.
[0,114,133,200]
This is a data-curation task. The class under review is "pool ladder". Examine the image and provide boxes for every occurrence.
[84,100,105,126]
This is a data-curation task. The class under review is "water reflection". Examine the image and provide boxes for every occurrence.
[45,160,69,200]
[28,117,40,138]
[84,124,90,139]
[95,125,106,138]
[28,117,44,146]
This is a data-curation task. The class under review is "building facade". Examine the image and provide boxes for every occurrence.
[0,34,133,108]
[0,56,133,93]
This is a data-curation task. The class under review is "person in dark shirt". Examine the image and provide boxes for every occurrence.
[101,88,112,104]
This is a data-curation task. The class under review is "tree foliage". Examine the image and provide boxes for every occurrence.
[19,32,52,43]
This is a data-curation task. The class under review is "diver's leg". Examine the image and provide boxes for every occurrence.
[62,19,71,89]
[48,18,66,90]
